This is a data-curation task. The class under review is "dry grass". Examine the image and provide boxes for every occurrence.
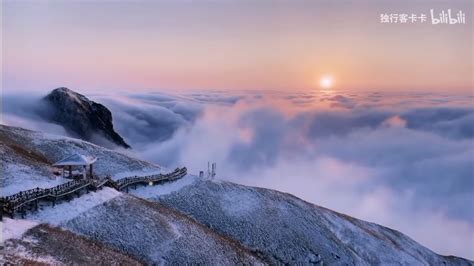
[0,133,50,165]
[3,224,145,265]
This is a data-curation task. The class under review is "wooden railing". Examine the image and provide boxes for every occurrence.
[114,167,187,190]
[0,167,187,219]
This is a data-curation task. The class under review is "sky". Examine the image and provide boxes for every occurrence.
[2,0,473,93]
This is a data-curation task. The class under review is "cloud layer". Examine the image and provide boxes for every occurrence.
[2,89,473,258]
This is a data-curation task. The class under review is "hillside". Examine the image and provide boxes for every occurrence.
[0,125,159,196]
[137,180,472,265]
[0,124,471,265]
[2,223,143,265]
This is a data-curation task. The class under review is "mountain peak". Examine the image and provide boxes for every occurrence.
[44,87,131,149]
[52,87,79,96]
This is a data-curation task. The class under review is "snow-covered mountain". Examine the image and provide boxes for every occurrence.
[149,181,472,265]
[43,87,130,148]
[0,125,157,197]
[0,124,471,265]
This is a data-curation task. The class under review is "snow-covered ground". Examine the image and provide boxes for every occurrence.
[0,124,471,265]
[3,224,142,265]
[1,218,38,242]
[156,180,472,265]
[1,168,68,197]
[0,139,69,196]
[1,124,160,195]
[62,194,264,264]
[2,188,120,247]
[26,187,121,225]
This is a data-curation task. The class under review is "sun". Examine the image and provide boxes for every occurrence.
[319,76,334,89]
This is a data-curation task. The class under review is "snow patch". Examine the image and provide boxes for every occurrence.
[168,221,183,239]
[1,218,38,241]
[2,164,68,196]
[26,187,121,225]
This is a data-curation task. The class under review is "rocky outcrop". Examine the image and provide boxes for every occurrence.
[43,87,130,148]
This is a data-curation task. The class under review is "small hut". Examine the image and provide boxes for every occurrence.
[53,154,97,179]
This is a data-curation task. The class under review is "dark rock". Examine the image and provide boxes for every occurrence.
[43,87,130,148]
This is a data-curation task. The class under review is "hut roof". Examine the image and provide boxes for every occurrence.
[53,154,97,166]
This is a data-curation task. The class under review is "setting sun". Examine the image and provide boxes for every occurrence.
[320,76,334,89]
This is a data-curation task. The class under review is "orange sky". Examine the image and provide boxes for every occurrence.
[2,0,473,93]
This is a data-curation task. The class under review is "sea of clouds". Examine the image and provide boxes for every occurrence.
[2,89,473,258]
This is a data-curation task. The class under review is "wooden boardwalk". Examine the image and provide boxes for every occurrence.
[0,167,187,220]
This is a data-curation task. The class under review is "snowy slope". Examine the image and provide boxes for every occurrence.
[5,195,261,264]
[0,124,160,196]
[1,124,471,265]
[62,194,264,264]
[151,180,471,265]
[2,224,142,265]
[25,187,121,225]
[1,175,261,264]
